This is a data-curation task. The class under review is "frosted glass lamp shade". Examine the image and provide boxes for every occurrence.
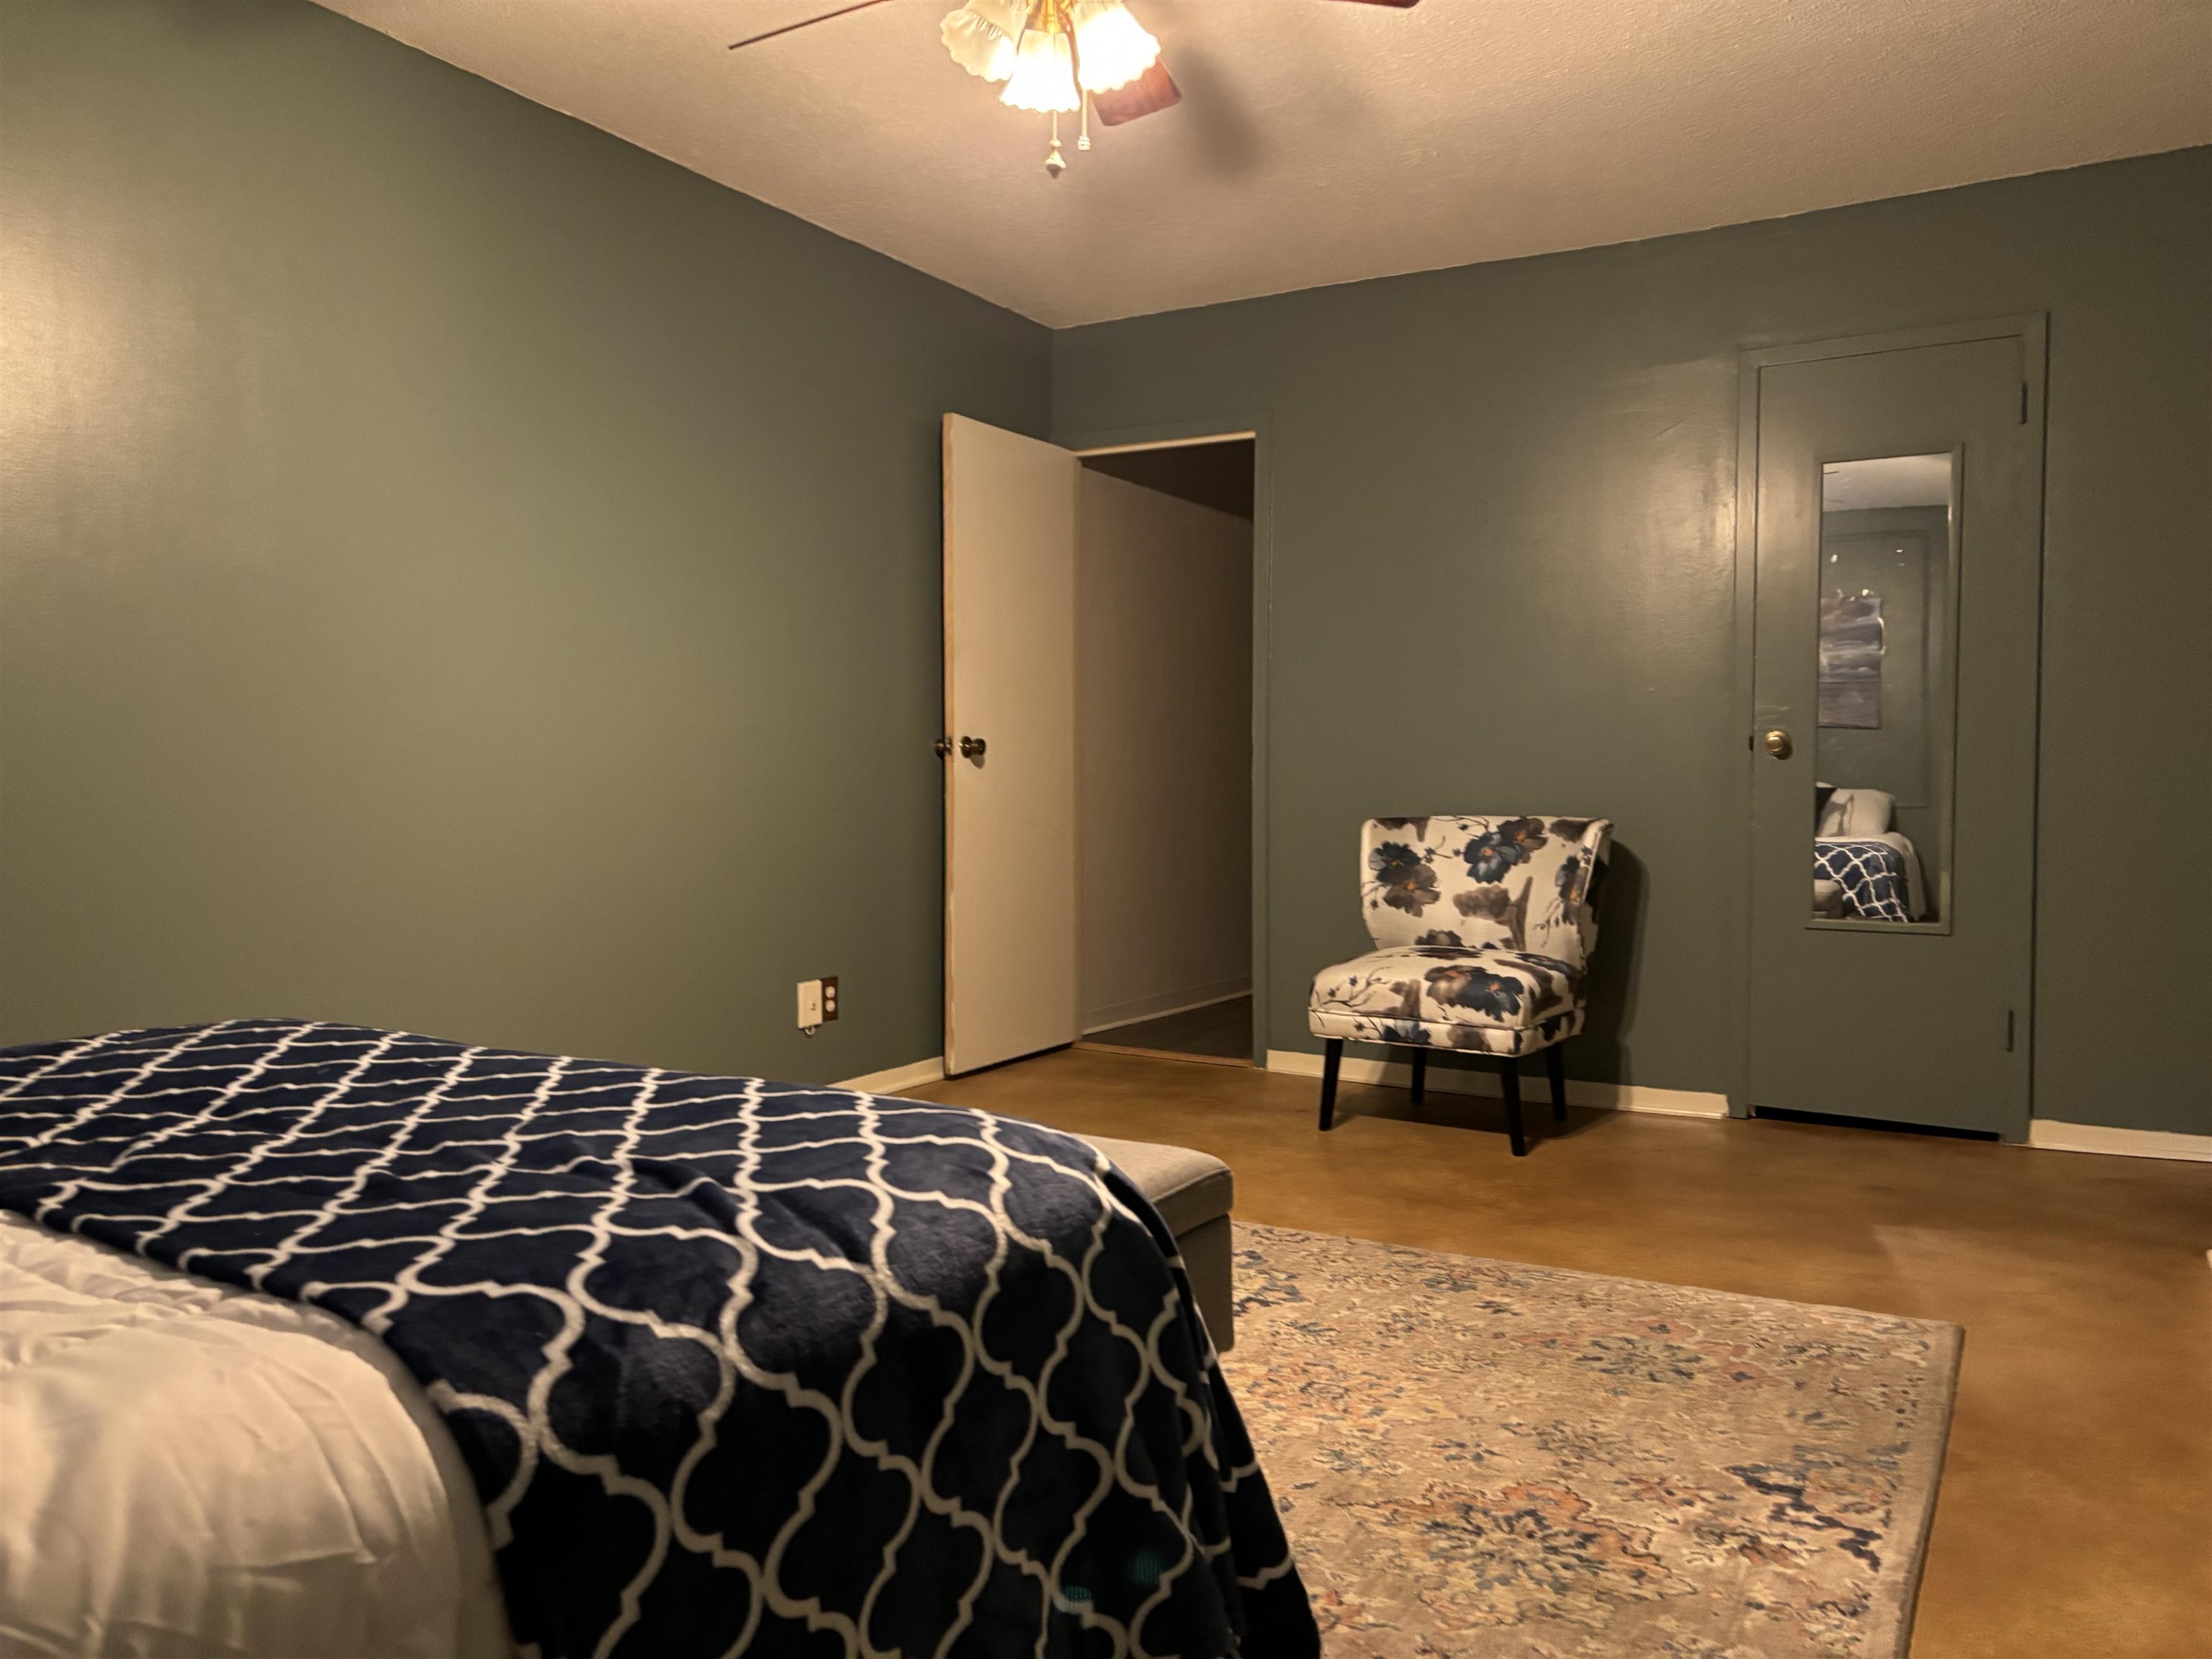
[940,0,1026,83]
[1001,24,1079,112]
[1073,1,1159,92]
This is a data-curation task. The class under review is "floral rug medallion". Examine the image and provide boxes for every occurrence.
[1223,1225,1960,1658]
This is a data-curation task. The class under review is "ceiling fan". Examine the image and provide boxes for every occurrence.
[730,0,1421,176]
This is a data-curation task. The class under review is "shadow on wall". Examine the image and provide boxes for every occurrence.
[1574,840,1646,1087]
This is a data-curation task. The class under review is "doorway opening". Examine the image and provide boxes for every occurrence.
[1069,438,1256,1067]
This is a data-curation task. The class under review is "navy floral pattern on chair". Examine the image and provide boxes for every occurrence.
[1313,817,1614,1148]
[1368,840,1442,916]
[1463,816,1550,882]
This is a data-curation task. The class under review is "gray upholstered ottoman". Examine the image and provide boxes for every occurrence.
[1079,1135,1236,1352]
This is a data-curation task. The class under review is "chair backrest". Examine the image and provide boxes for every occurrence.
[1359,816,1614,968]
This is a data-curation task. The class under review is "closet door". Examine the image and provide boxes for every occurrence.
[1745,326,2044,1136]
[940,415,1079,1074]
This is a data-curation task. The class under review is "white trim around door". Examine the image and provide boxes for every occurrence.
[2027,1120,2212,1163]
[836,1057,947,1097]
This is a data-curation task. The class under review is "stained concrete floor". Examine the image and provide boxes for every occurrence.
[912,1047,2212,1659]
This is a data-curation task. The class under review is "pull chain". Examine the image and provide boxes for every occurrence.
[1045,109,1066,176]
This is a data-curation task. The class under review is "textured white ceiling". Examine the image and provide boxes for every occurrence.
[318,0,2212,327]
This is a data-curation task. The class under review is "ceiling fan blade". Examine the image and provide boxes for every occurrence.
[1092,60,1181,127]
[728,0,896,52]
[1327,0,1421,6]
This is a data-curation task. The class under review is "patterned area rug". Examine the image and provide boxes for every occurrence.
[1223,1225,1961,1659]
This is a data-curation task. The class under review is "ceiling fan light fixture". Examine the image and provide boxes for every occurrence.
[940,0,1025,83]
[1000,22,1079,112]
[1071,1,1159,94]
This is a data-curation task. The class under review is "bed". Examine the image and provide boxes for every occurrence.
[0,1020,1316,1659]
[1813,787,1929,922]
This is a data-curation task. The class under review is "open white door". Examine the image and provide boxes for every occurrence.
[942,414,1079,1074]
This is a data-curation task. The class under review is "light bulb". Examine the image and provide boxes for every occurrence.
[1001,24,1079,112]
[940,1,1025,84]
[1072,1,1159,94]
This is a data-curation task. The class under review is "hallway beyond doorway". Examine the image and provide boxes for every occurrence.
[1079,995,1253,1066]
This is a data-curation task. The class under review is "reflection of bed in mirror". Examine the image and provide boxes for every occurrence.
[1812,786,1928,922]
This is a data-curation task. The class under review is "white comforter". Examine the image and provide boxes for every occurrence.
[0,1211,511,1659]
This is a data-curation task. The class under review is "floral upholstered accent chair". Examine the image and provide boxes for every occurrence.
[1308,816,1613,1154]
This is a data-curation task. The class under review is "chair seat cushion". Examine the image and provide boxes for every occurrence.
[1314,944,1582,1029]
[1308,1002,1583,1057]
[1308,944,1586,1056]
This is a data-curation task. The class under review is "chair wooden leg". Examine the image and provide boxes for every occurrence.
[1500,1054,1527,1156]
[1409,1046,1426,1105]
[1318,1040,1343,1131]
[1545,1045,1567,1121]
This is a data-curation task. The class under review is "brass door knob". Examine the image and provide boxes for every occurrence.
[958,735,987,760]
[1762,729,1794,759]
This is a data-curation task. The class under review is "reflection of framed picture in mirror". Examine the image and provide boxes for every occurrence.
[1818,591,1884,727]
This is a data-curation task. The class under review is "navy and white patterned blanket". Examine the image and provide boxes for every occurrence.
[0,1021,1316,1658]
[1814,839,1913,922]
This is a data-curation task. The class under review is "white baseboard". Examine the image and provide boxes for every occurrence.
[835,1056,946,1097]
[2028,1119,2212,1163]
[1082,979,1251,1037]
[1264,1049,1728,1119]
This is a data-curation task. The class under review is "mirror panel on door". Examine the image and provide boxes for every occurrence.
[1810,453,1957,925]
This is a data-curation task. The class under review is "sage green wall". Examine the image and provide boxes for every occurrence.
[1053,148,2211,1136]
[6,4,2203,1135]
[0,2,1050,1079]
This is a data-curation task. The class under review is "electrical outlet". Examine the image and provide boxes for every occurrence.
[796,977,841,1033]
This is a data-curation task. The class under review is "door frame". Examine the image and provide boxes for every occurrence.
[1058,413,1273,1067]
[1728,317,2048,1137]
